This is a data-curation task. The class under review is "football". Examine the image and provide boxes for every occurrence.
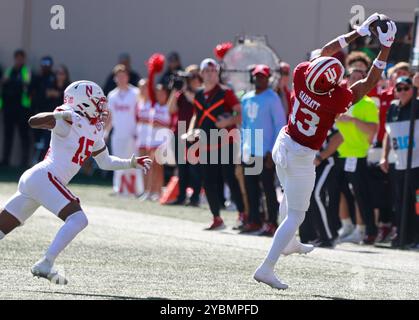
[369,14,391,37]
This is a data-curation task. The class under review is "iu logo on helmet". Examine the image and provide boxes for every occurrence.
[324,68,338,84]
[86,85,93,97]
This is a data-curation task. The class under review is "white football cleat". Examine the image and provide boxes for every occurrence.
[31,258,68,285]
[282,237,314,256]
[253,267,288,290]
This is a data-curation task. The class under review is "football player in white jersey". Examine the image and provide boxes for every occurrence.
[0,80,152,284]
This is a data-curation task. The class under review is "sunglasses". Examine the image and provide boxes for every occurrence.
[396,86,411,92]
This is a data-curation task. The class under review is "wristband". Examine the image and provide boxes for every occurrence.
[373,59,387,70]
[337,35,348,49]
[53,110,73,121]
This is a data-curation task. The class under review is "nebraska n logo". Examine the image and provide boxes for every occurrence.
[86,85,93,97]
[324,67,337,84]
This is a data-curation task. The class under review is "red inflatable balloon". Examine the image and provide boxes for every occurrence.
[214,42,233,60]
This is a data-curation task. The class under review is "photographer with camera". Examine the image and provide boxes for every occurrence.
[159,52,183,89]
[167,65,203,206]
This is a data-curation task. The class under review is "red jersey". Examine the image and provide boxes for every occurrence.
[368,86,395,143]
[285,61,353,150]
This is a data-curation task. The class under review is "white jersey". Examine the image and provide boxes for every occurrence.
[136,100,153,149]
[108,85,139,139]
[40,106,106,185]
[150,103,172,148]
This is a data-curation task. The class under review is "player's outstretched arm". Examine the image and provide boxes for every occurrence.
[28,110,72,129]
[92,146,152,174]
[350,21,396,104]
[320,13,379,58]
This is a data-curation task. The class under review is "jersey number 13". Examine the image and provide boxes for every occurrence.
[290,99,320,137]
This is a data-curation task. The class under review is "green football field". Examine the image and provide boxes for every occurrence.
[0,180,418,300]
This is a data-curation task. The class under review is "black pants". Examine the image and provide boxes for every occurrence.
[338,157,377,237]
[174,136,202,203]
[32,130,51,164]
[200,144,244,217]
[2,107,30,166]
[367,162,393,224]
[393,167,419,244]
[300,158,340,242]
[243,156,279,225]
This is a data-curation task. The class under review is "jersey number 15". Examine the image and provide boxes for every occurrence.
[72,137,94,166]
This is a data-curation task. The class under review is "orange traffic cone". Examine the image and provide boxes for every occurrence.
[160,176,179,204]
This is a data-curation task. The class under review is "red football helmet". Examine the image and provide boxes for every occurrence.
[304,57,345,95]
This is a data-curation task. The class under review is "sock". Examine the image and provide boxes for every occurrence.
[0,230,5,240]
[342,218,353,228]
[45,211,88,264]
[279,195,288,223]
[261,207,306,270]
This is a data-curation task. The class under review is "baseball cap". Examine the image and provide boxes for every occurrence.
[41,56,53,67]
[252,64,271,77]
[396,76,412,86]
[279,62,290,74]
[118,52,130,62]
[200,58,220,71]
[168,52,180,63]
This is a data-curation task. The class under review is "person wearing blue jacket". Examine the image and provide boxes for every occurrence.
[241,65,287,236]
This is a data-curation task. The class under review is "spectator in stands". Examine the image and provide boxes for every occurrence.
[104,53,141,95]
[136,78,154,198]
[336,68,379,245]
[105,64,139,195]
[240,65,285,236]
[30,56,56,163]
[380,76,419,248]
[189,58,245,230]
[274,61,291,116]
[167,64,202,207]
[46,65,71,109]
[159,52,182,88]
[345,51,371,73]
[0,49,32,167]
[387,62,411,88]
[140,60,172,202]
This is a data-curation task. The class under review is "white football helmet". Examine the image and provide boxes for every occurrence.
[63,80,108,124]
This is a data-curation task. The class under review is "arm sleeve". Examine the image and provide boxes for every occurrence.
[93,146,132,171]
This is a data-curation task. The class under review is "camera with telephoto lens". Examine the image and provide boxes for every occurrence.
[168,70,192,90]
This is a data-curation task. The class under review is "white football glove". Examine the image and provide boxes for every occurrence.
[355,12,379,36]
[130,155,152,174]
[377,21,397,47]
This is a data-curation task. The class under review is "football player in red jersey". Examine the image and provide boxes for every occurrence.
[254,13,397,289]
